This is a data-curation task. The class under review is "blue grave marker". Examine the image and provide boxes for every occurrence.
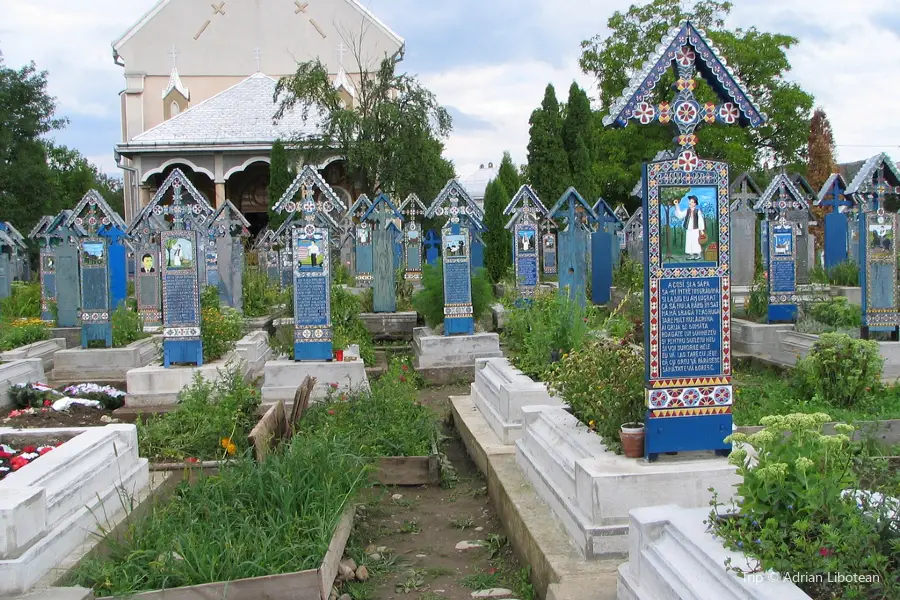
[754,174,808,322]
[272,165,347,361]
[847,153,900,338]
[603,20,767,460]
[44,211,83,328]
[29,217,56,322]
[400,194,428,280]
[348,195,373,286]
[504,185,549,298]
[0,232,13,304]
[424,230,440,265]
[816,173,855,270]
[541,226,557,276]
[127,203,166,329]
[362,194,403,312]
[0,222,27,283]
[590,198,624,305]
[426,180,485,336]
[548,188,598,303]
[427,179,486,275]
[144,169,216,366]
[208,201,251,309]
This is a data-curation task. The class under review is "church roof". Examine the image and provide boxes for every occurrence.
[462,163,499,201]
[121,73,323,150]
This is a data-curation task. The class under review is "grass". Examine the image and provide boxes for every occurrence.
[297,358,439,458]
[733,362,900,426]
[137,366,260,461]
[68,435,370,596]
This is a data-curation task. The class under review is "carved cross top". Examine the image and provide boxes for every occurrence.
[151,183,205,230]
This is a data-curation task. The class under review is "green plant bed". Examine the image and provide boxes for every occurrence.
[137,366,261,462]
[732,363,900,427]
[297,358,439,459]
[0,318,50,351]
[67,435,369,597]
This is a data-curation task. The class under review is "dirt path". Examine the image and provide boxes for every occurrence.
[336,384,534,600]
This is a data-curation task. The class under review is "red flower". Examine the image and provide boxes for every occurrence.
[327,409,335,415]
[819,547,833,557]
[329,383,339,389]
[38,447,53,455]
[43,399,52,407]
[22,446,36,454]
[401,364,409,372]
[399,375,406,383]
[185,457,199,463]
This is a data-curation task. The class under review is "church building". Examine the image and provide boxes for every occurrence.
[111,0,403,230]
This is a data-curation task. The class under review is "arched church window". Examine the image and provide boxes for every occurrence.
[170,101,180,116]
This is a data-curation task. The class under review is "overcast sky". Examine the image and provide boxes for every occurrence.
[1,0,899,181]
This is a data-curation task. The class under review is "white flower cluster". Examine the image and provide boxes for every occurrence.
[63,383,126,398]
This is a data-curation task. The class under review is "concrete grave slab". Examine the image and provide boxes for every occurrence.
[359,311,418,341]
[0,339,65,375]
[261,356,369,403]
[412,327,502,384]
[0,359,46,410]
[51,337,158,382]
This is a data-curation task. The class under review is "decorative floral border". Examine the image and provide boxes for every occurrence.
[647,384,732,409]
[292,226,332,344]
[160,230,201,341]
[768,222,797,307]
[864,211,900,327]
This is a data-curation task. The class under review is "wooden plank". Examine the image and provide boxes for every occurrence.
[289,375,315,429]
[248,400,286,463]
[112,569,320,600]
[316,505,356,600]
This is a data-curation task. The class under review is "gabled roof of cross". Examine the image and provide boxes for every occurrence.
[426,179,486,230]
[503,184,548,218]
[592,197,623,228]
[504,209,541,231]
[548,187,599,231]
[252,228,275,250]
[47,210,87,238]
[347,194,373,220]
[0,230,15,248]
[145,168,215,230]
[815,173,853,207]
[754,173,809,214]
[362,193,403,223]
[66,189,128,234]
[1,222,26,248]
[273,165,345,215]
[28,216,52,240]
[613,204,630,222]
[602,20,765,130]
[399,193,428,216]
[729,172,762,212]
[625,210,643,232]
[211,200,251,238]
[790,174,817,202]
[845,153,900,197]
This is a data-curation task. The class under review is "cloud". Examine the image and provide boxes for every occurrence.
[445,106,494,133]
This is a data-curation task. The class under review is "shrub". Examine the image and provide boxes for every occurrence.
[711,413,900,599]
[111,304,146,348]
[137,365,260,461]
[546,338,644,453]
[612,258,643,293]
[805,297,861,329]
[828,260,860,287]
[0,318,50,351]
[743,271,768,322]
[0,281,41,321]
[502,291,599,380]
[794,333,882,407]
[330,284,375,365]
[412,262,493,329]
[242,264,281,318]
[200,286,243,362]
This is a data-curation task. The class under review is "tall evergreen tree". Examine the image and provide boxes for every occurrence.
[806,108,837,191]
[483,178,511,283]
[526,84,570,204]
[562,83,596,200]
[267,139,295,229]
[497,151,520,198]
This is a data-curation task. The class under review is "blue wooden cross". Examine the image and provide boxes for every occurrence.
[66,190,129,348]
[362,194,404,313]
[817,173,854,270]
[424,229,440,265]
[548,188,598,304]
[590,197,624,305]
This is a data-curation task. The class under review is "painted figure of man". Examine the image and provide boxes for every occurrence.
[672,195,705,260]
[140,254,155,273]
[309,240,320,267]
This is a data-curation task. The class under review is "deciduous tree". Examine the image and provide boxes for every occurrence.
[806,108,837,191]
[267,139,295,229]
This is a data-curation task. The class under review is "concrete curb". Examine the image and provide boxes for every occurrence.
[450,395,618,600]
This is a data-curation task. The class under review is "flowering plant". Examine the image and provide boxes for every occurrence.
[0,317,50,351]
[709,413,900,598]
[0,442,61,480]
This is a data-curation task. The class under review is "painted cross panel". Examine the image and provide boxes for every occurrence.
[161,230,203,367]
[78,237,112,348]
[442,224,474,336]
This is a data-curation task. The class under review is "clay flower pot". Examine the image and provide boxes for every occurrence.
[619,422,645,459]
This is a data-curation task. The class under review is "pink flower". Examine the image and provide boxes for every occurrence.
[185,457,199,464]
[401,364,409,372]
[329,383,339,389]
[819,547,833,557]
[327,409,335,415]
[43,399,52,407]
[8,410,22,418]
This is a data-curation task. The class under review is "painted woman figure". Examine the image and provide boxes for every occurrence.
[171,244,182,267]
[672,195,705,260]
